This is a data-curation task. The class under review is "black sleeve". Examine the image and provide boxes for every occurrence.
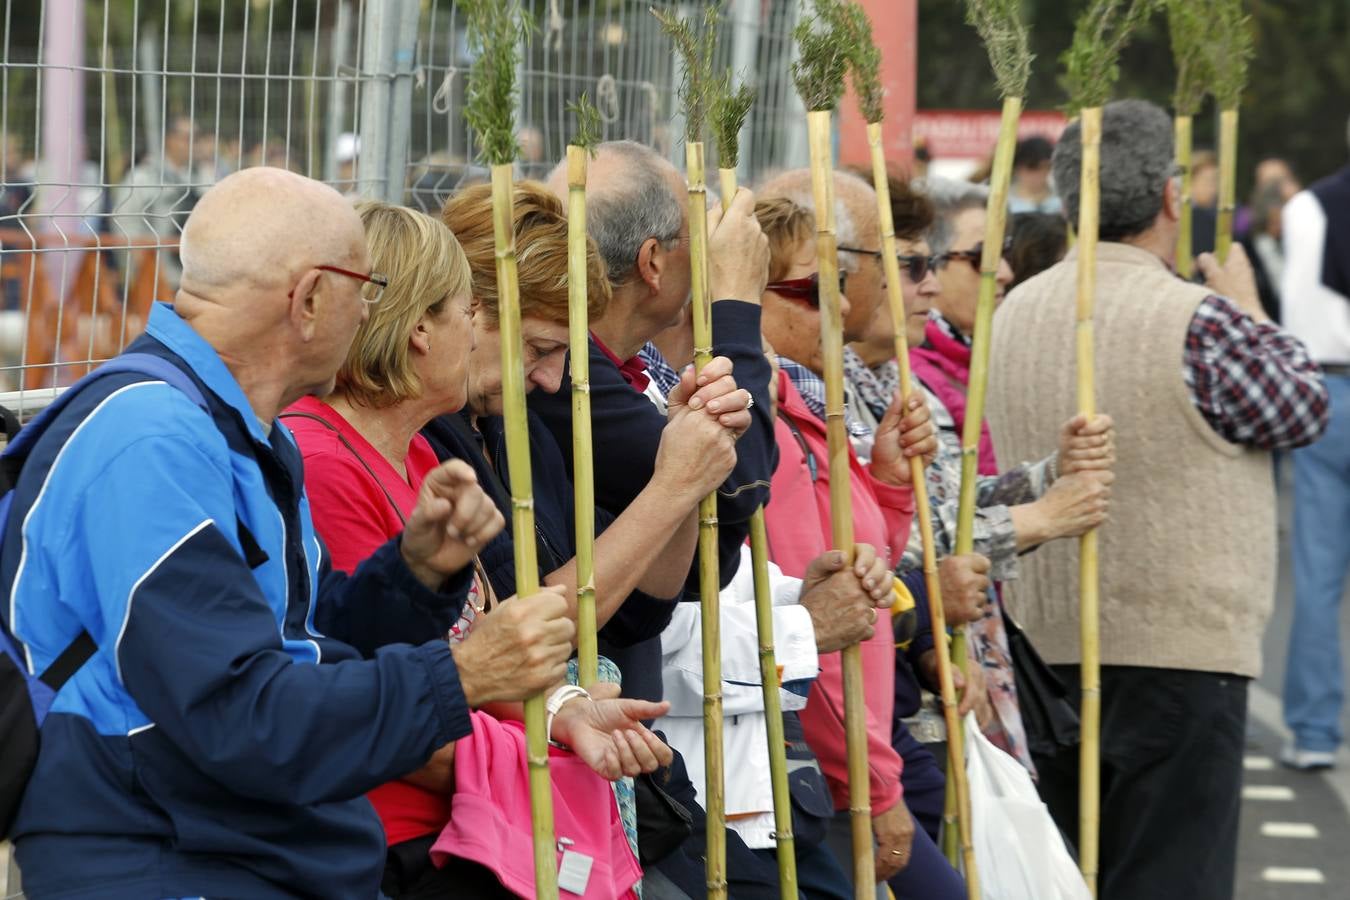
[529,301,777,590]
[314,538,473,656]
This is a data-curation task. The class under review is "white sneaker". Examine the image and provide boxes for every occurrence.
[1280,744,1337,771]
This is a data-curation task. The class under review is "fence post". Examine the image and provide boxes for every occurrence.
[325,0,354,185]
[358,0,395,200]
[384,0,421,205]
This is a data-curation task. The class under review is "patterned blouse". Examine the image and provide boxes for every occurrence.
[841,347,1056,583]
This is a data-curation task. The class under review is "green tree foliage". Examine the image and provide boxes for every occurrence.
[917,0,1350,187]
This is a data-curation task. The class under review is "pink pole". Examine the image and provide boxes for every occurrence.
[41,0,87,232]
[839,0,916,172]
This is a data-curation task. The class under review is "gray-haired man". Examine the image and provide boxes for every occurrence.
[986,98,1328,900]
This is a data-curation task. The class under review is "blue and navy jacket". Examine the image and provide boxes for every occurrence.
[7,304,473,899]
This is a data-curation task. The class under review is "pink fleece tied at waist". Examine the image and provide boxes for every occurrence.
[430,714,641,899]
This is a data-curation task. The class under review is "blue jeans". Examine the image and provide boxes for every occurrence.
[1284,373,1350,752]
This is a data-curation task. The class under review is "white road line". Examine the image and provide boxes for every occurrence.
[1244,755,1275,771]
[1262,867,1326,884]
[1242,785,1296,801]
[1261,821,1321,839]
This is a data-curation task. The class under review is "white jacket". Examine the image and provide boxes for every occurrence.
[655,544,819,849]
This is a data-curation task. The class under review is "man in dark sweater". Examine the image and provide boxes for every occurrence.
[537,140,775,702]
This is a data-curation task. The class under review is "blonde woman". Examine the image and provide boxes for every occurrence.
[286,201,672,899]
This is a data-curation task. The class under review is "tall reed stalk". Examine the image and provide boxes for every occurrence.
[463,3,557,897]
[712,68,800,899]
[843,3,979,888]
[1166,0,1209,279]
[1208,0,1253,264]
[794,3,873,893]
[654,6,727,895]
[566,97,602,688]
[1061,2,1152,893]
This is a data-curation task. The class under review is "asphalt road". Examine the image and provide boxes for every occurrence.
[1239,463,1350,900]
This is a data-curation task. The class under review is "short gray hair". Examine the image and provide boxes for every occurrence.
[1053,99,1174,242]
[918,177,990,256]
[586,140,684,286]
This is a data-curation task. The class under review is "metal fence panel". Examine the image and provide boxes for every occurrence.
[0,0,801,421]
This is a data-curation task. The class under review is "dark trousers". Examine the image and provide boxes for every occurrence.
[1034,665,1247,900]
[751,840,853,900]
[823,809,964,900]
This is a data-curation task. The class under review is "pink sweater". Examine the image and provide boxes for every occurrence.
[764,372,915,815]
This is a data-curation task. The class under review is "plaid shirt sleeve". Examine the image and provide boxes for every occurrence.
[1183,295,1329,449]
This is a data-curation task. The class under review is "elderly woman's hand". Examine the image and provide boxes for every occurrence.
[1057,413,1115,477]
[551,683,674,780]
[870,390,938,487]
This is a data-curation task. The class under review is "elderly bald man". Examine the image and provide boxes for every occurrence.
[4,167,576,899]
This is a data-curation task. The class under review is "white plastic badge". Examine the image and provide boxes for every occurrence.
[557,848,594,896]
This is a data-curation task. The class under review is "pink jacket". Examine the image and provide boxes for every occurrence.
[431,714,641,899]
[764,372,915,815]
[911,317,999,475]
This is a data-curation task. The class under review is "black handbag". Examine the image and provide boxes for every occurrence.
[634,768,695,865]
[1004,608,1080,758]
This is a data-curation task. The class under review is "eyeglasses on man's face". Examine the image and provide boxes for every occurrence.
[289,264,390,305]
[764,271,849,308]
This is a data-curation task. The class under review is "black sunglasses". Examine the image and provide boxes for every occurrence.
[895,253,941,283]
[939,236,1014,272]
[764,272,848,307]
[839,244,939,283]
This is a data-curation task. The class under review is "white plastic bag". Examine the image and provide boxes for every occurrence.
[963,713,1091,900]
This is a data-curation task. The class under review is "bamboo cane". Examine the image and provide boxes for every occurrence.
[654,8,729,892]
[1207,0,1253,266]
[492,161,559,900]
[463,3,556,896]
[1062,5,1151,892]
[1166,0,1210,280]
[793,5,873,890]
[565,96,602,688]
[749,508,800,899]
[722,154,799,900]
[867,121,979,895]
[808,107,873,898]
[1073,106,1103,897]
[1175,115,1194,278]
[566,143,599,689]
[712,53,798,893]
[686,138,727,900]
[944,94,1020,885]
[1215,108,1238,263]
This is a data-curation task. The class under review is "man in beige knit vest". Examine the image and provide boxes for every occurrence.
[986,99,1329,900]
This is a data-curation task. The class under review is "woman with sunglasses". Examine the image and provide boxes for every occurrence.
[755,196,969,900]
[889,178,1117,777]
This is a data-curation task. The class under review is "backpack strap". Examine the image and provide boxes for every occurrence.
[3,352,208,465]
[36,630,96,690]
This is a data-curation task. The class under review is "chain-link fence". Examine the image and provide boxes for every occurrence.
[0,0,806,424]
